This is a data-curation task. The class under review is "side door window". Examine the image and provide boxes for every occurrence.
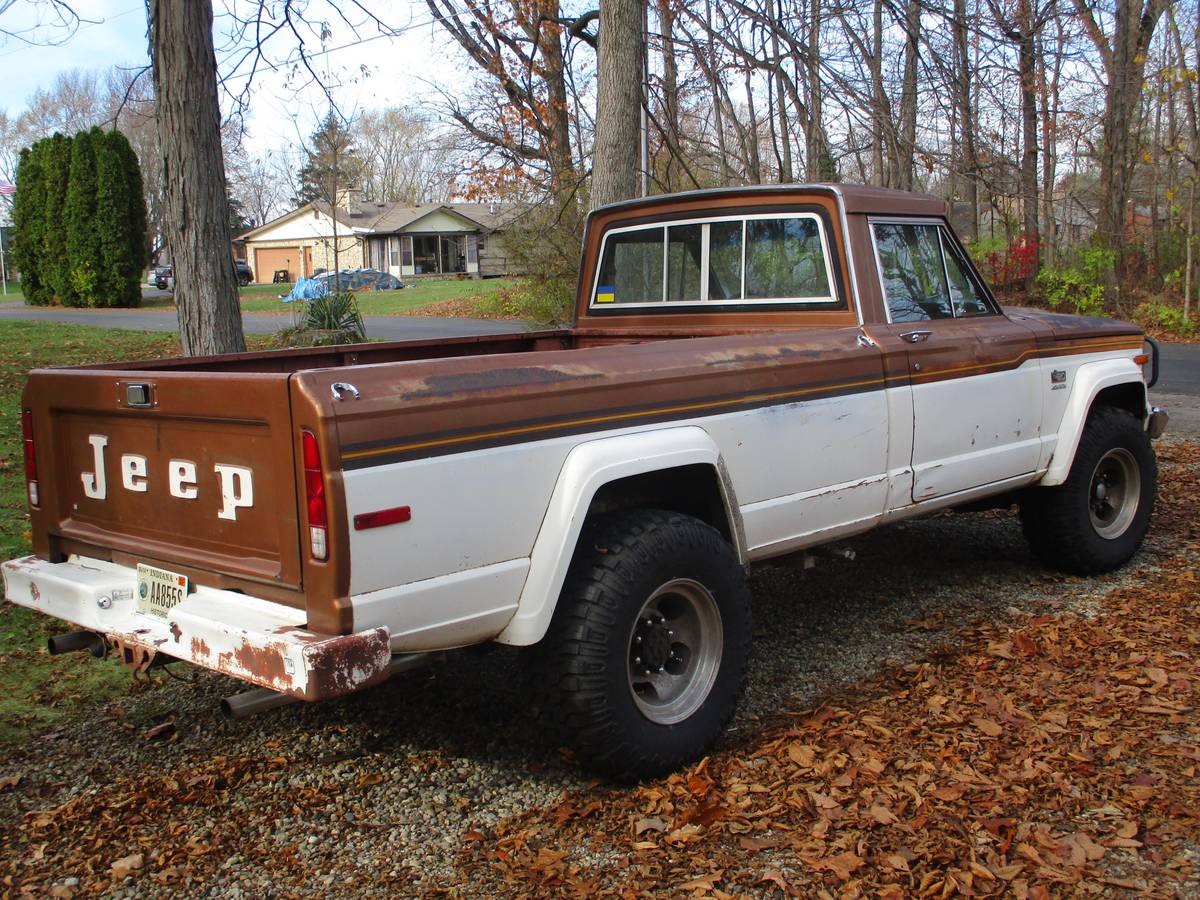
[941,234,994,317]
[872,223,954,322]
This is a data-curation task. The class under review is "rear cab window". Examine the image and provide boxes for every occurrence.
[870,220,998,323]
[592,211,844,312]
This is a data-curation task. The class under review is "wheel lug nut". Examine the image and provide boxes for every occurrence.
[668,630,674,637]
[635,636,642,643]
[634,656,642,665]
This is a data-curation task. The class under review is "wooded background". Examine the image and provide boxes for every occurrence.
[3,0,1199,336]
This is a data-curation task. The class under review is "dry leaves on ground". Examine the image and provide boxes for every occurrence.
[451,442,1200,897]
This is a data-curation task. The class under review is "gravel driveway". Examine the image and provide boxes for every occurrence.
[1,405,1197,896]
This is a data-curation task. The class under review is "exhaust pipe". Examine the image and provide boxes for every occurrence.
[220,688,298,720]
[47,630,106,658]
[220,651,442,720]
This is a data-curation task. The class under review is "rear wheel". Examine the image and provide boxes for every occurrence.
[532,510,751,780]
[1021,406,1156,574]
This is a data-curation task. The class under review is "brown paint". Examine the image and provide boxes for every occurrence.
[17,185,1146,646]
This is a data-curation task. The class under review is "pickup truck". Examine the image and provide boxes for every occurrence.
[3,185,1167,779]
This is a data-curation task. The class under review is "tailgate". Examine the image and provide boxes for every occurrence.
[27,370,303,590]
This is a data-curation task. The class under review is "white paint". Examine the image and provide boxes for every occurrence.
[81,434,108,499]
[120,454,148,492]
[497,427,734,645]
[243,206,368,242]
[351,558,528,652]
[1039,356,1146,485]
[214,465,254,520]
[908,360,1043,499]
[169,460,198,500]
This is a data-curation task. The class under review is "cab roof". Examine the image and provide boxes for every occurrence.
[589,183,947,219]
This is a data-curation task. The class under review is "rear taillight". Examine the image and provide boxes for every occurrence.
[302,430,327,560]
[22,410,39,507]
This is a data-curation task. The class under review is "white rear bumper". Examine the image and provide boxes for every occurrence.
[2,555,392,700]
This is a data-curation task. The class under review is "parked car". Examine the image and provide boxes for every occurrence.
[152,266,172,290]
[234,259,254,287]
[315,268,403,292]
[3,184,1167,779]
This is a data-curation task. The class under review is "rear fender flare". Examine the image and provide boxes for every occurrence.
[1041,359,1147,486]
[494,426,742,646]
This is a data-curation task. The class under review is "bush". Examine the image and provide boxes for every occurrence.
[476,277,573,325]
[1133,300,1197,337]
[273,291,367,346]
[65,128,102,307]
[1035,245,1114,318]
[11,145,47,305]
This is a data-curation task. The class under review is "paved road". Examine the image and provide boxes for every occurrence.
[0,300,526,340]
[1155,340,1200,396]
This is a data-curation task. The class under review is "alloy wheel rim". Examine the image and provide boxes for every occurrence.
[626,578,723,725]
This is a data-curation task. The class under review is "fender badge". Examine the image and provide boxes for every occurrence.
[1051,369,1066,384]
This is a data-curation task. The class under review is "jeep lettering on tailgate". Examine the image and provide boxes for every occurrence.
[79,433,254,520]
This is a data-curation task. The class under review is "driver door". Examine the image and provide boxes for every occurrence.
[869,220,1042,503]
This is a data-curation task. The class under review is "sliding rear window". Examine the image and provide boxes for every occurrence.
[592,212,843,311]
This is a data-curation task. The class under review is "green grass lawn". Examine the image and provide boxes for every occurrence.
[236,276,525,315]
[0,322,189,743]
[133,277,525,316]
[5,277,529,318]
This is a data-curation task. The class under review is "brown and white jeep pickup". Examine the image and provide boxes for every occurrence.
[3,185,1167,778]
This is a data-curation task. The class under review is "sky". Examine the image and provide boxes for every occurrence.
[0,0,457,156]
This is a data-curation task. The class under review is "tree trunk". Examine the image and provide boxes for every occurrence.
[1017,0,1040,287]
[149,0,245,356]
[896,0,920,190]
[771,0,793,182]
[953,0,979,239]
[657,0,681,190]
[592,0,645,209]
[805,0,826,181]
[870,0,886,185]
[1076,0,1168,294]
[539,5,576,204]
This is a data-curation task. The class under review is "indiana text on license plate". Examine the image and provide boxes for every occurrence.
[136,564,189,617]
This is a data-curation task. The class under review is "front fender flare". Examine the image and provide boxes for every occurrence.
[1040,358,1146,486]
[494,426,742,646]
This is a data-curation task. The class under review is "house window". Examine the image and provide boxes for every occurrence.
[401,235,413,267]
[389,236,400,268]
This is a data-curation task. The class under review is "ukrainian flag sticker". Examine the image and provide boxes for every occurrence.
[595,285,616,304]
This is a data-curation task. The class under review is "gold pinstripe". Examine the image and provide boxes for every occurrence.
[342,337,1143,462]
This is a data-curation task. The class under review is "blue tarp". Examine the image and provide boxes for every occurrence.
[281,276,329,302]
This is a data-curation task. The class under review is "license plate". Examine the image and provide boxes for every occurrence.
[136,563,189,618]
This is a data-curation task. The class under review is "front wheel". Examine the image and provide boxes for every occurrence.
[1021,406,1157,574]
[532,510,751,780]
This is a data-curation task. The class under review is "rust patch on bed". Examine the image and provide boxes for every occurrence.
[403,366,602,400]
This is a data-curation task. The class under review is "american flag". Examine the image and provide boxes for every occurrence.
[0,181,14,196]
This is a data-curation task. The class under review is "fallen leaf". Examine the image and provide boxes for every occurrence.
[110,852,144,879]
[143,721,175,741]
[972,716,1004,737]
[634,816,667,834]
[357,772,384,787]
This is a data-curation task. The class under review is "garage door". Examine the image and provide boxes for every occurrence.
[254,247,300,283]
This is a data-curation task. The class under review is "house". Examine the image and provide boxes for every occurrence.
[237,194,523,284]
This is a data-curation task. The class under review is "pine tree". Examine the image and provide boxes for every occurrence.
[11,144,47,305]
[95,130,148,307]
[295,112,363,206]
[41,133,75,306]
[65,128,102,307]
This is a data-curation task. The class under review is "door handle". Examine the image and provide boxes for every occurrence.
[900,330,932,343]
